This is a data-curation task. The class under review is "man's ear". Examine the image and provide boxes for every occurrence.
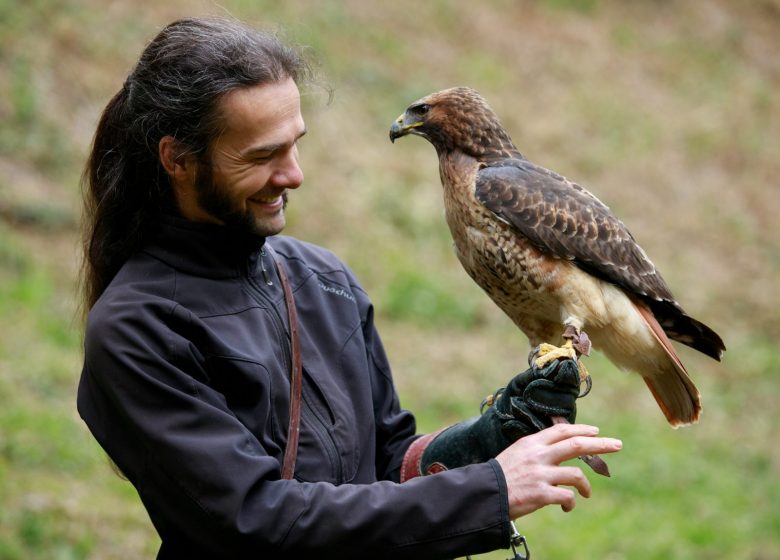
[159,136,195,189]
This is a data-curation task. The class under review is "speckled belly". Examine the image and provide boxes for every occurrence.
[447,203,567,344]
[438,153,570,344]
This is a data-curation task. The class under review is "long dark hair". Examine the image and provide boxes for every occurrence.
[80,17,311,315]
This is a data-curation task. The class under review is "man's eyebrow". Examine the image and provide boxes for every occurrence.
[242,128,307,157]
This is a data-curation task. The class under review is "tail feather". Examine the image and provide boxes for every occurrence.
[635,303,701,427]
[647,299,726,362]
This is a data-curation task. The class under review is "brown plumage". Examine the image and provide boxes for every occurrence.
[389,86,725,427]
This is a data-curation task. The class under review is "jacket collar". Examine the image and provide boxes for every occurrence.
[144,214,266,278]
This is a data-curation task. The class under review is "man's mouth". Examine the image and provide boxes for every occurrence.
[249,194,284,207]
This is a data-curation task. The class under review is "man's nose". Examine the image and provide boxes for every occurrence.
[270,150,304,189]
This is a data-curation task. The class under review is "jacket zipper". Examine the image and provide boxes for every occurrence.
[244,249,344,483]
[244,252,289,373]
[302,391,344,483]
[259,247,273,286]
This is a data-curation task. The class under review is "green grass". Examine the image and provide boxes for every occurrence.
[1,0,778,558]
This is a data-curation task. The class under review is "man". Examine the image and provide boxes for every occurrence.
[78,17,621,559]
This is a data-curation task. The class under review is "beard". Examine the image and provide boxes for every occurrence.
[193,159,288,238]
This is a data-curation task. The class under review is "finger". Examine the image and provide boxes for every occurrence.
[534,422,600,445]
[549,435,623,463]
[550,466,592,499]
[511,369,536,385]
[548,486,577,513]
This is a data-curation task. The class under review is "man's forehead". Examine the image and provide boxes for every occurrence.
[215,78,304,142]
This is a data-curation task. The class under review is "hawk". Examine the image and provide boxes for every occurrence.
[389,87,725,427]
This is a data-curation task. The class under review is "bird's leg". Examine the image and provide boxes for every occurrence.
[564,324,591,385]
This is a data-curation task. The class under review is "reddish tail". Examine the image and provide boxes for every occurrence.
[635,303,702,427]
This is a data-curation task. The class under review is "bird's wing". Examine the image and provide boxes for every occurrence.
[475,159,674,302]
[475,159,725,360]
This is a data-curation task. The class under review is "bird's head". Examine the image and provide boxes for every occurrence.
[389,86,516,158]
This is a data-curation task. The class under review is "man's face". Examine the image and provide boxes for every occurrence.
[186,78,306,237]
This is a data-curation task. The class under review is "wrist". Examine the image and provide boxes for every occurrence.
[400,410,516,482]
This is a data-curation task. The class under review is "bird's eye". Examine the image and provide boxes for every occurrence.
[411,103,431,116]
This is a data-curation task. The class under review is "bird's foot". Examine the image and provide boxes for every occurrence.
[532,341,578,369]
[530,338,590,384]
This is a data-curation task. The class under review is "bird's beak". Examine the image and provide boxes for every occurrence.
[389,111,423,143]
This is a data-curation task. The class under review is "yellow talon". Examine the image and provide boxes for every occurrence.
[533,340,577,369]
[533,340,589,381]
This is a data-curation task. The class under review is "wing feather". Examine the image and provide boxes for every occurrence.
[475,159,725,360]
[475,160,672,301]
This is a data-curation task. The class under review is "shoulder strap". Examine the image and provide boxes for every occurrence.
[273,255,303,480]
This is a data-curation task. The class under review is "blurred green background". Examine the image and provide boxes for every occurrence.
[1,0,779,558]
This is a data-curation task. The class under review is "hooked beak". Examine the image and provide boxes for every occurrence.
[389,112,424,143]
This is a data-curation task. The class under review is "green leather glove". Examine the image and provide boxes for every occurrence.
[401,354,585,480]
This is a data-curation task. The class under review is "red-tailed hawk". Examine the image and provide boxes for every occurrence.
[389,87,725,427]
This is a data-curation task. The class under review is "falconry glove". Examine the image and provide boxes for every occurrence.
[400,355,584,481]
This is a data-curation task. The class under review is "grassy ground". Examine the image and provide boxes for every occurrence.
[1,0,779,558]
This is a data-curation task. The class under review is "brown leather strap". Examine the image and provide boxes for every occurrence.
[274,256,303,480]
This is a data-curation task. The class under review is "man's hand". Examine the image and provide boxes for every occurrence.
[496,423,622,519]
[400,357,591,481]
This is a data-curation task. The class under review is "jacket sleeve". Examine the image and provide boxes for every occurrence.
[78,295,511,559]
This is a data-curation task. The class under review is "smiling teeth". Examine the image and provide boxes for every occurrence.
[255,195,281,203]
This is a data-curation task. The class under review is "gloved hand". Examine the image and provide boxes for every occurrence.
[492,352,582,440]
[400,354,586,481]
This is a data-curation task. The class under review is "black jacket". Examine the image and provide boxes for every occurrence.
[78,216,510,559]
